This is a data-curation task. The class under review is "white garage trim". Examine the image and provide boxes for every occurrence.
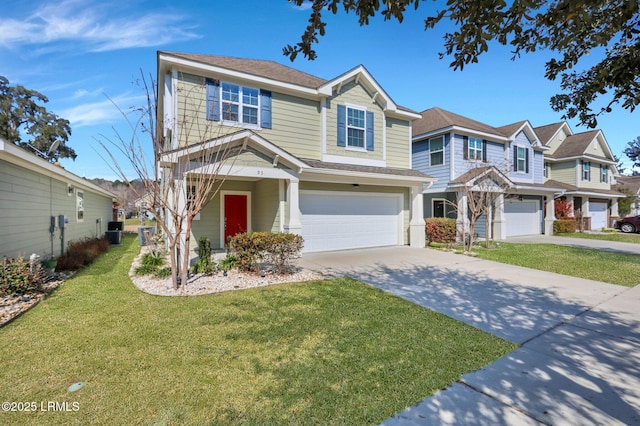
[300,190,403,252]
[504,198,541,237]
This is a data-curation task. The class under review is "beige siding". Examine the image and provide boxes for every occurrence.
[176,73,322,158]
[299,181,411,244]
[253,180,280,233]
[325,81,384,161]
[259,92,321,159]
[0,160,113,259]
[580,162,612,190]
[385,118,411,169]
[550,161,577,185]
[546,128,571,155]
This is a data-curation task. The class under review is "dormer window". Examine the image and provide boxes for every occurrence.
[337,105,374,151]
[347,107,366,148]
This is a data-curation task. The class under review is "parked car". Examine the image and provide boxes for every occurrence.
[614,215,640,233]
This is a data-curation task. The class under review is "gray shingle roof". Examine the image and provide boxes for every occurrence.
[163,51,328,89]
[548,130,601,159]
[300,158,432,179]
[533,122,564,144]
[413,107,505,138]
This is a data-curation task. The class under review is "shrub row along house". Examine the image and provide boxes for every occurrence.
[156,52,622,255]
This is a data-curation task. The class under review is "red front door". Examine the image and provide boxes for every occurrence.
[224,194,247,243]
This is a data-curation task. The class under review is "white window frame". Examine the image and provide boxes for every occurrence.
[516,146,527,172]
[468,137,483,160]
[76,190,84,222]
[600,165,608,183]
[220,82,260,127]
[429,136,444,166]
[346,105,367,151]
[583,161,591,181]
[544,162,550,178]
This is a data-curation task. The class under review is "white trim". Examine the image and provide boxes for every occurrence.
[278,180,285,233]
[219,190,252,248]
[320,154,386,168]
[321,98,327,155]
[413,125,510,143]
[449,132,455,179]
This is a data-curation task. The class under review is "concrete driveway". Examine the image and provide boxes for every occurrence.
[297,246,640,425]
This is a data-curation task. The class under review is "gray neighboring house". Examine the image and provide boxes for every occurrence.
[0,139,116,259]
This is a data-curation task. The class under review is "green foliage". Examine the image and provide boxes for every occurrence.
[0,76,75,161]
[425,218,457,246]
[56,237,111,271]
[191,236,214,274]
[287,0,640,128]
[554,219,577,234]
[219,254,237,272]
[154,266,172,278]
[228,232,304,273]
[624,136,640,169]
[0,256,45,296]
[135,252,166,276]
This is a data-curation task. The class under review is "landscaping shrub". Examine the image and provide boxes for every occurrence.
[0,256,45,296]
[228,232,304,273]
[425,218,457,246]
[554,219,577,234]
[56,237,111,271]
[135,252,166,276]
[191,236,214,274]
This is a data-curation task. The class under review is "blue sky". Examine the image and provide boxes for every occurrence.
[2,0,638,179]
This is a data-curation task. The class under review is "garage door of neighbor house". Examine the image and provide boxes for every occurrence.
[300,191,402,252]
[589,202,608,230]
[504,199,540,237]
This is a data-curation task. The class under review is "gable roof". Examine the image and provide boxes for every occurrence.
[158,51,419,119]
[413,107,508,140]
[163,52,327,89]
[533,122,566,144]
[548,130,601,159]
[615,175,640,195]
[450,165,513,187]
[495,120,528,137]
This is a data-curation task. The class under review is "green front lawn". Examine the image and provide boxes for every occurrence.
[0,235,515,425]
[557,232,640,244]
[474,242,640,287]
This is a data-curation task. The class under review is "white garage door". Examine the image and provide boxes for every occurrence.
[300,191,402,252]
[589,202,608,230]
[504,199,540,237]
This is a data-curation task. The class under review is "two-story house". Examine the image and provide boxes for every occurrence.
[156,52,434,256]
[412,107,562,239]
[534,122,622,230]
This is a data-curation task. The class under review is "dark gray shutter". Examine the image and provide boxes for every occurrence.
[463,135,469,160]
[260,90,272,129]
[337,105,346,147]
[513,146,518,171]
[482,139,488,162]
[525,149,529,173]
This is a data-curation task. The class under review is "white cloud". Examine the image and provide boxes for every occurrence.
[0,0,200,52]
[61,93,146,128]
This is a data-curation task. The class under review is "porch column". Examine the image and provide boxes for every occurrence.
[456,191,468,242]
[610,198,619,218]
[285,179,302,235]
[409,186,425,248]
[493,193,506,240]
[544,195,556,236]
[566,195,575,217]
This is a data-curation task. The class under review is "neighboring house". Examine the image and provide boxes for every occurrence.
[156,52,434,255]
[534,122,622,229]
[613,175,640,217]
[0,139,115,259]
[412,107,563,239]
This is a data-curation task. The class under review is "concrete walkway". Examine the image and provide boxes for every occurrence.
[507,234,640,255]
[297,246,640,425]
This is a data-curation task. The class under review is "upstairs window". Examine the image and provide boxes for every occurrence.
[516,146,528,172]
[347,107,366,148]
[468,137,483,160]
[76,190,84,222]
[337,105,374,151]
[544,162,550,178]
[582,161,591,181]
[429,136,444,166]
[600,165,608,183]
[206,79,271,128]
[221,83,258,125]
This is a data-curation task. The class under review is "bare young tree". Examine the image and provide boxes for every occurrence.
[449,165,513,252]
[98,72,242,289]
